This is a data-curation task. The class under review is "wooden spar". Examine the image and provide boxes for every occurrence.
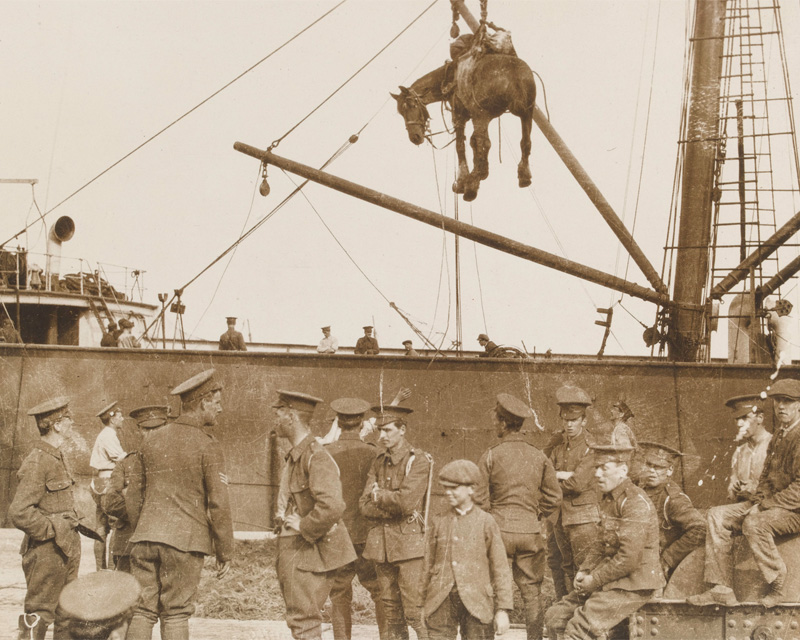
[451,1,667,297]
[758,253,800,300]
[233,141,670,306]
[670,0,728,360]
[710,210,800,299]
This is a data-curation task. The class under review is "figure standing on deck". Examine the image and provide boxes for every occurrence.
[317,325,338,354]
[355,325,380,355]
[116,318,141,348]
[219,316,247,351]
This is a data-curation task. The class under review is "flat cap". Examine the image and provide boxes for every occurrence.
[767,378,800,400]
[330,397,370,417]
[477,333,490,341]
[496,393,533,420]
[27,397,70,419]
[118,318,134,329]
[639,441,682,468]
[95,401,119,419]
[725,393,763,419]
[170,369,222,403]
[592,444,634,465]
[372,404,413,427]
[58,570,141,624]
[272,390,323,412]
[226,317,237,323]
[438,459,481,487]
[402,340,413,346]
[129,405,169,429]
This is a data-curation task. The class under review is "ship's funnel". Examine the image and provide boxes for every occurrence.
[46,216,75,284]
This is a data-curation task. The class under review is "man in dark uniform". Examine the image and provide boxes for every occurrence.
[10,397,80,640]
[637,441,705,579]
[58,571,141,640]
[324,397,386,639]
[474,393,562,640]
[101,405,169,572]
[354,325,380,355]
[689,378,800,608]
[218,316,247,351]
[547,386,600,599]
[359,405,432,640]
[126,370,234,640]
[477,333,499,357]
[545,444,664,640]
[273,390,357,640]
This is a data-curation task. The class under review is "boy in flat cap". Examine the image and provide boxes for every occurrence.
[547,386,600,600]
[637,442,705,579]
[127,370,234,640]
[355,326,380,355]
[690,378,800,608]
[402,340,420,357]
[101,405,169,573]
[474,393,561,640]
[477,334,499,357]
[10,397,80,640]
[219,317,247,351]
[325,397,386,639]
[725,394,772,503]
[273,390,356,640]
[359,404,432,640]
[317,326,338,354]
[545,445,663,640]
[423,460,513,639]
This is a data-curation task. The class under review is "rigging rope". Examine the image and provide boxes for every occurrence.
[1,0,349,248]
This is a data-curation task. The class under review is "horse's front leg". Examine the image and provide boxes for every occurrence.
[518,112,533,188]
[464,118,491,201]
[452,108,470,195]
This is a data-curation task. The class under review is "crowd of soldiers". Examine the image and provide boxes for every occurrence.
[9,371,800,640]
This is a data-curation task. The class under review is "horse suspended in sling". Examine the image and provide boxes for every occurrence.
[392,49,536,202]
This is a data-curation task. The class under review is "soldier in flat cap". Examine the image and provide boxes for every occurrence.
[89,401,127,570]
[637,442,705,579]
[219,316,247,351]
[101,405,169,573]
[690,378,800,608]
[402,340,420,357]
[547,386,600,600]
[10,397,80,640]
[325,397,386,640]
[317,326,339,354]
[477,333,499,357]
[272,390,356,640]
[58,571,141,640]
[423,460,513,639]
[355,326,380,355]
[359,404,432,640]
[545,445,663,640]
[724,394,772,503]
[474,394,561,640]
[127,370,234,640]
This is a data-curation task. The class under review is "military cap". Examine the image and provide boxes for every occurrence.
[27,397,70,421]
[438,459,481,487]
[330,397,370,417]
[725,393,763,419]
[118,318,134,329]
[402,340,413,346]
[556,385,592,419]
[363,325,373,331]
[95,401,119,420]
[767,378,800,400]
[170,369,222,403]
[272,390,323,412]
[477,333,490,341]
[226,316,237,324]
[639,441,682,468]
[496,393,533,421]
[372,404,413,427]
[58,570,140,632]
[321,326,331,331]
[129,405,169,429]
[591,444,634,465]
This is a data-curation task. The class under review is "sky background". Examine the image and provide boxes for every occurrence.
[3,0,800,357]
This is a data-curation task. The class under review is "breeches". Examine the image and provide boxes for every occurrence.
[328,543,385,639]
[501,531,546,640]
[276,535,332,640]
[375,557,427,639]
[22,539,80,625]
[545,588,653,640]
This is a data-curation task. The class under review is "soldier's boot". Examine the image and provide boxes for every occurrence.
[386,623,410,640]
[18,614,47,640]
[160,619,190,640]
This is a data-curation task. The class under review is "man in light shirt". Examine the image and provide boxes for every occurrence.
[725,394,772,503]
[317,326,338,354]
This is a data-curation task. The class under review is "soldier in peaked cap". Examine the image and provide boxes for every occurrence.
[545,444,663,640]
[690,378,800,608]
[218,316,247,351]
[126,371,233,640]
[547,385,600,601]
[474,394,561,640]
[101,406,169,573]
[359,404,432,640]
[355,325,380,355]
[325,397,386,640]
[10,397,80,640]
[58,571,141,640]
[637,442,705,579]
[272,390,356,640]
[724,393,771,503]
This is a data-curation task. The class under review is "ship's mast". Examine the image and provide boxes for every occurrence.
[670,0,729,361]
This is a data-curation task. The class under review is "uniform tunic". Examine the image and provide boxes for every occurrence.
[643,480,705,575]
[218,328,247,351]
[9,441,81,630]
[354,336,380,355]
[101,451,145,571]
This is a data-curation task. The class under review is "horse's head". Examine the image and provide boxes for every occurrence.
[391,86,429,146]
